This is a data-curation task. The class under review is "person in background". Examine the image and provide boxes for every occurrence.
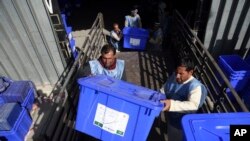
[160,56,207,141]
[125,6,142,28]
[110,23,123,52]
[158,0,167,27]
[148,22,163,51]
[77,44,126,80]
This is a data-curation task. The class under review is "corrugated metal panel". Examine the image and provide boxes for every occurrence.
[204,0,250,58]
[0,0,65,86]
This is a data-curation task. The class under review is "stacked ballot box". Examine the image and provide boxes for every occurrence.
[0,81,35,112]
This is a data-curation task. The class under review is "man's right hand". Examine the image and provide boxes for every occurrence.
[161,99,171,111]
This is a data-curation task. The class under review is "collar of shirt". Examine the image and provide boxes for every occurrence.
[183,76,194,84]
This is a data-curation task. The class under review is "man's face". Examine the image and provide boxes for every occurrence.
[131,9,137,16]
[114,25,119,31]
[154,24,160,30]
[101,51,116,68]
[175,66,193,84]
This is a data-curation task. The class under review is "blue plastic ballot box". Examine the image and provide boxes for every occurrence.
[75,75,165,141]
[0,81,35,111]
[123,27,149,50]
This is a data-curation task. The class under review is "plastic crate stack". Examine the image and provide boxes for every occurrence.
[0,79,35,140]
[218,55,250,100]
[61,13,78,59]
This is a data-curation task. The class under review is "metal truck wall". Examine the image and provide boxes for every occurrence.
[0,0,65,86]
[204,0,250,58]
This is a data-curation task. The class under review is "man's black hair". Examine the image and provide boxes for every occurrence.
[175,56,195,71]
[101,44,116,55]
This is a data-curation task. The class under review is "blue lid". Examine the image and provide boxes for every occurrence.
[77,75,165,110]
[182,112,250,141]
[2,81,31,97]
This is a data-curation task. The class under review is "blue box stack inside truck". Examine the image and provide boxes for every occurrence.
[61,13,78,59]
[0,77,35,140]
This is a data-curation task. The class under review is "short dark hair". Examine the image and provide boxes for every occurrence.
[101,44,116,55]
[113,23,119,27]
[176,56,195,71]
[130,5,138,12]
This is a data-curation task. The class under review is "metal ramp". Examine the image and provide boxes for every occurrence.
[26,10,248,141]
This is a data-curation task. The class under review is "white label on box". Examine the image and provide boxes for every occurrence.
[130,38,140,46]
[93,103,129,136]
